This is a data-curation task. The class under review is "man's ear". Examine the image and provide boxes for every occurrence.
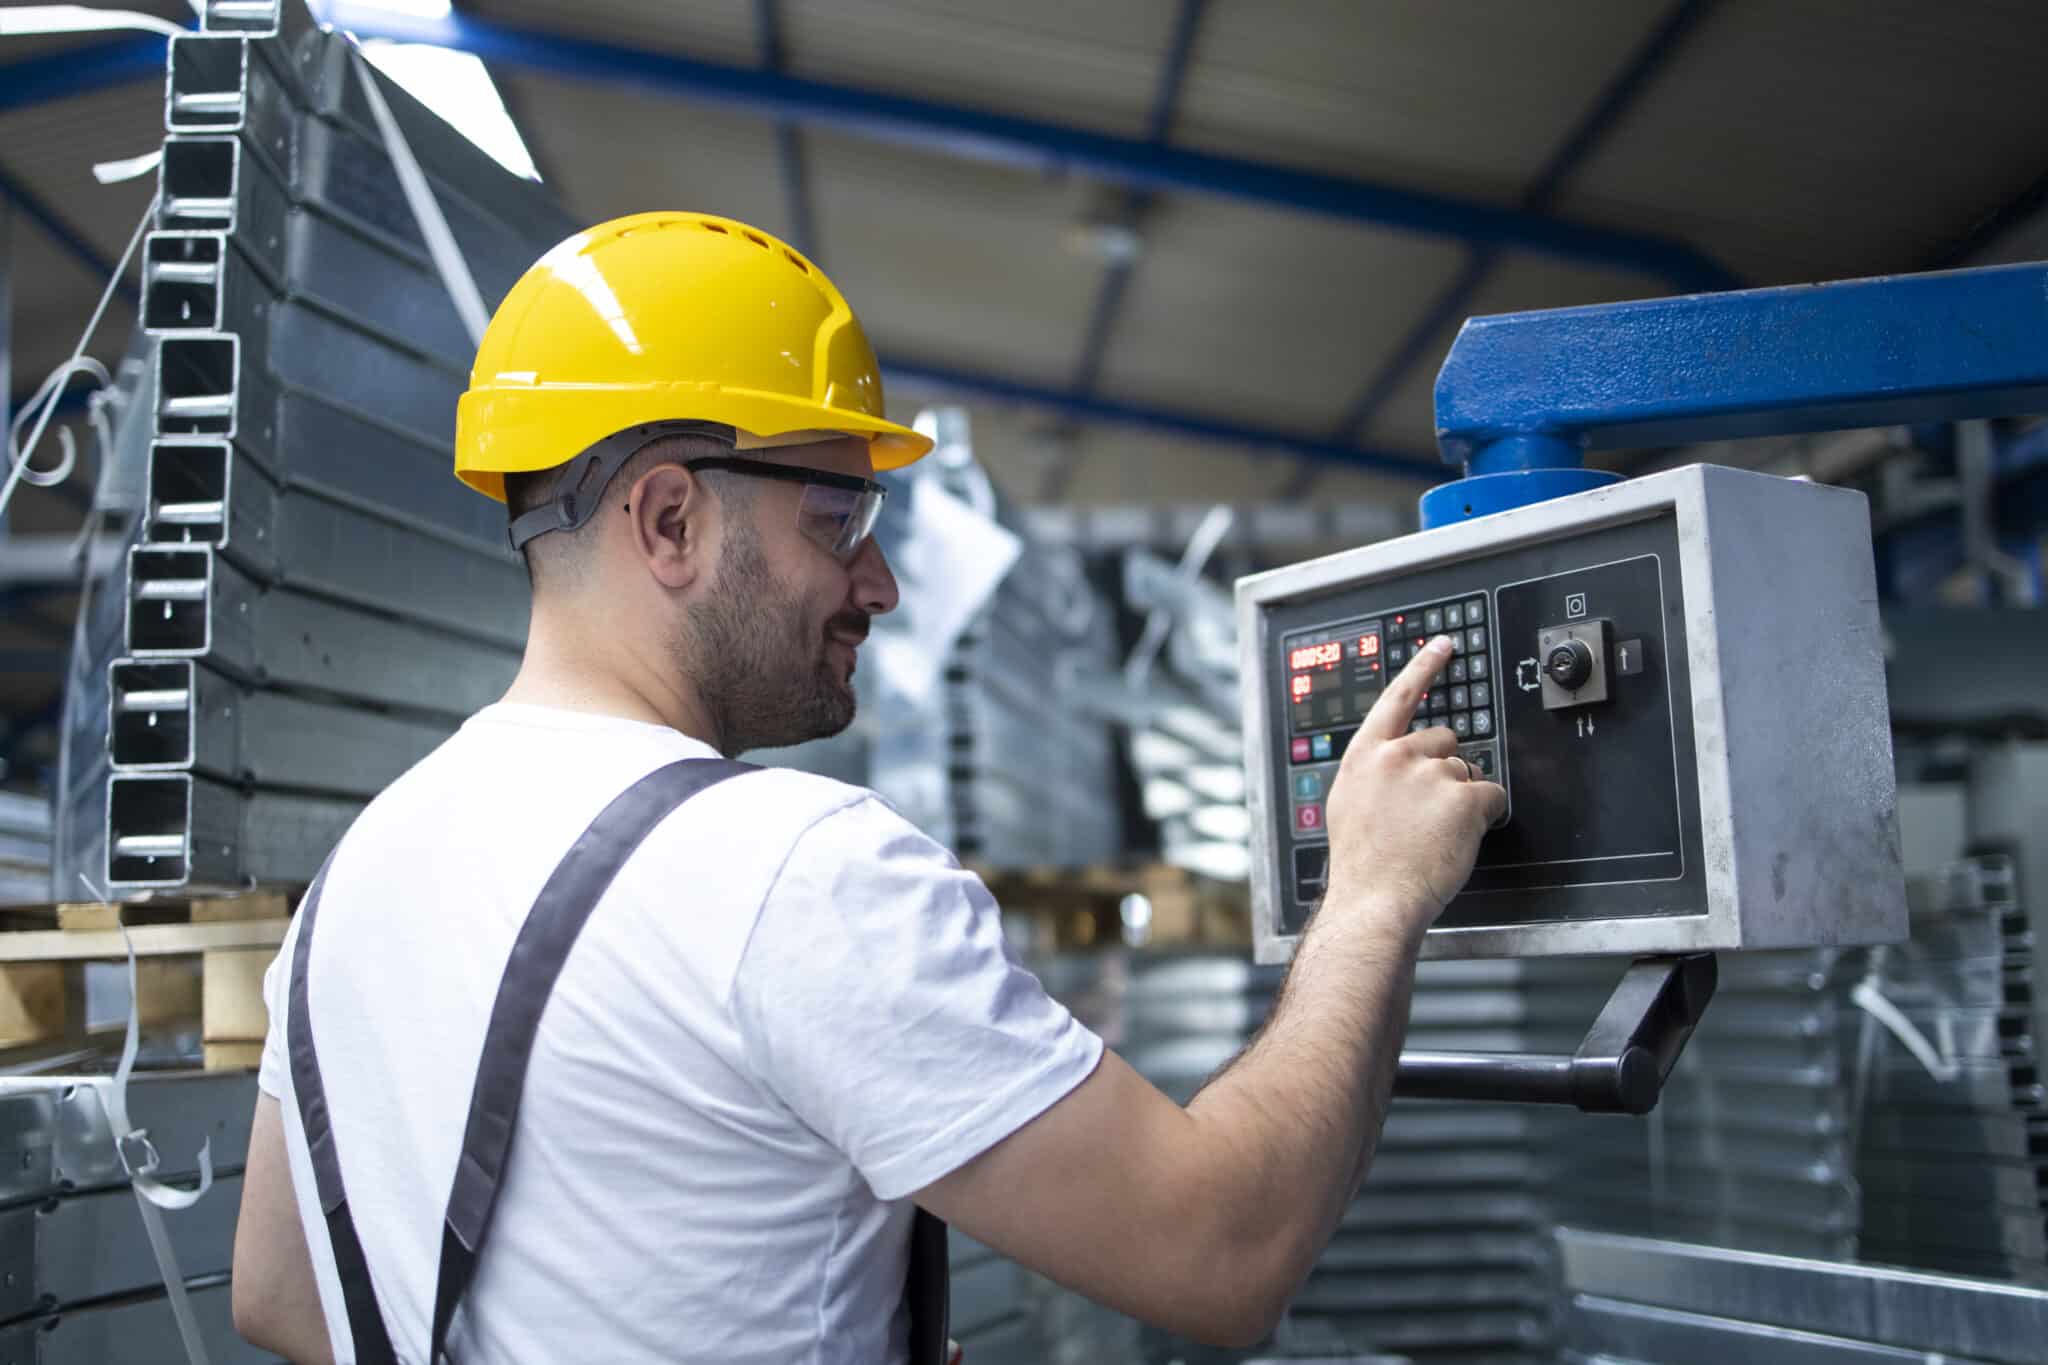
[626,463,714,591]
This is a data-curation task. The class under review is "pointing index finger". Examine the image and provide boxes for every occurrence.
[1361,635,1455,742]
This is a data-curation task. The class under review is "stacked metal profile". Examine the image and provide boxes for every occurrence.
[0,793,51,904]
[1851,857,2045,1284]
[1532,949,1862,1262]
[55,0,578,896]
[1055,951,1554,1363]
[0,1072,266,1363]
[1556,1226,2048,1365]
[868,414,1124,869]
[1533,855,2044,1281]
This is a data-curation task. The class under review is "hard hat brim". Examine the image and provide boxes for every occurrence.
[455,383,934,504]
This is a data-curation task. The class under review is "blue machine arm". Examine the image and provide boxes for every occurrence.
[1423,261,2048,527]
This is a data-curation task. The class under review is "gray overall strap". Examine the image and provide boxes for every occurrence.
[430,757,757,1361]
[288,854,401,1365]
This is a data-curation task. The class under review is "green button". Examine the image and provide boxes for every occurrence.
[1293,771,1323,800]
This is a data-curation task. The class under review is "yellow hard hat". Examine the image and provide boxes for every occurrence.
[454,211,932,502]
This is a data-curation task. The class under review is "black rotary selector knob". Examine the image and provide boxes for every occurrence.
[1545,638,1594,690]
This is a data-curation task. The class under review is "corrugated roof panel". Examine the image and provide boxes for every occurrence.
[1098,194,1466,442]
[1556,0,2048,283]
[1289,461,1436,518]
[1358,250,1665,457]
[1173,0,1667,204]
[462,0,762,66]
[0,83,165,265]
[1059,422,1286,506]
[807,130,1102,389]
[781,0,1177,139]
[6,209,140,391]
[495,73,787,237]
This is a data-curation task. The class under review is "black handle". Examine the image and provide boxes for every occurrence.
[1392,954,1717,1113]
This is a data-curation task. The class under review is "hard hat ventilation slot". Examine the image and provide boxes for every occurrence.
[743,231,768,248]
[700,222,729,234]
[783,249,810,275]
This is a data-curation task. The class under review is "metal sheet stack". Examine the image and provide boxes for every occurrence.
[1556,1226,2048,1365]
[1532,949,1862,1262]
[0,1072,265,1362]
[1852,857,2045,1284]
[54,0,576,897]
[867,412,1124,869]
[1536,854,2044,1280]
[0,793,51,904]
[1046,951,1556,1363]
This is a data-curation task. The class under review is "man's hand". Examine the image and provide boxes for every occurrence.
[914,638,1510,1349]
[1322,635,1506,941]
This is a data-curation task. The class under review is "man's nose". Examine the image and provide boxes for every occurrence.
[849,536,900,616]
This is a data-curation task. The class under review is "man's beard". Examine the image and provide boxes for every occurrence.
[678,516,864,756]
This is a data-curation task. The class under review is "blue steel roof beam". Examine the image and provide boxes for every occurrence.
[1433,262,2048,466]
[1067,0,1207,399]
[752,0,818,262]
[312,3,1733,289]
[1335,0,1727,450]
[886,355,1433,482]
[0,33,169,114]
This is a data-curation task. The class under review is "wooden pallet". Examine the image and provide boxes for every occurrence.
[974,862,1249,952]
[0,893,292,1069]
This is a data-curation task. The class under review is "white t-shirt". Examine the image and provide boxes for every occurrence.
[258,703,1103,1364]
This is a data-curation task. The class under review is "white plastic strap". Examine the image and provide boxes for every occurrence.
[94,148,165,184]
[2,195,149,523]
[1850,975,1959,1084]
[0,5,187,37]
[79,879,216,1365]
[348,44,490,347]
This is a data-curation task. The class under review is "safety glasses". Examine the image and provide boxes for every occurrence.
[683,457,888,564]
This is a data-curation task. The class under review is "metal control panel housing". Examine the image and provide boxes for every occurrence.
[1238,464,1905,963]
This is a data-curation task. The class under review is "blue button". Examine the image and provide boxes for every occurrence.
[1293,771,1323,800]
[1311,733,1333,760]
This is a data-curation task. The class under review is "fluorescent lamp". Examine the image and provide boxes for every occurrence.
[358,39,539,181]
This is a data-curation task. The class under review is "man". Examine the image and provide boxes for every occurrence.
[233,212,1505,1362]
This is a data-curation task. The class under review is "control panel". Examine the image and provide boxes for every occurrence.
[1239,465,1906,963]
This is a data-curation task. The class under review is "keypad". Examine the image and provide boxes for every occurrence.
[1289,592,1500,859]
[1380,592,1499,760]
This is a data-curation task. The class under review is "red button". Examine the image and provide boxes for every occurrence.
[1290,737,1311,763]
[1296,803,1323,832]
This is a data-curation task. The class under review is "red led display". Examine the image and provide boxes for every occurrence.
[1358,633,1380,658]
[1288,641,1343,671]
[1290,674,1313,700]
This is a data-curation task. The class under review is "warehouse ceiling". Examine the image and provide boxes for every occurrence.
[4,0,2048,773]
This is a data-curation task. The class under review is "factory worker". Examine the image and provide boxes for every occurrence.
[231,213,1505,1364]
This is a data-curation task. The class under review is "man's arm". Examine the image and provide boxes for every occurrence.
[232,1094,336,1365]
[917,637,1502,1346]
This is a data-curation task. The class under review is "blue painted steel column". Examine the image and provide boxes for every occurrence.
[1421,260,2048,527]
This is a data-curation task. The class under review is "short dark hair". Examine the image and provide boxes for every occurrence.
[506,430,747,588]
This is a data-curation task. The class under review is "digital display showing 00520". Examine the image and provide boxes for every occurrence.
[1286,627,1384,733]
[1288,641,1343,671]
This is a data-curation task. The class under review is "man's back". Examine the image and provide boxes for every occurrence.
[258,702,1101,1363]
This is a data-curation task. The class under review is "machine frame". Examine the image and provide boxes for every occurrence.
[1238,462,1904,965]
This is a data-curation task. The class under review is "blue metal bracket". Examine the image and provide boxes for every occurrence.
[1422,261,2048,527]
